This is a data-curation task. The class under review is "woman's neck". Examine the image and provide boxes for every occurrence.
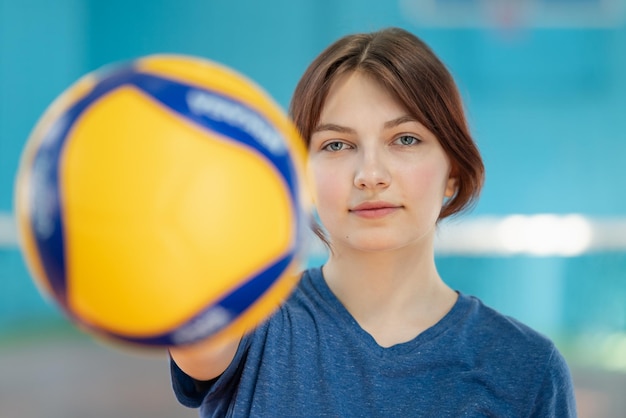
[321,245,457,347]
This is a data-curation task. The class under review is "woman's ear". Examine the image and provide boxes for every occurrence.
[445,176,458,199]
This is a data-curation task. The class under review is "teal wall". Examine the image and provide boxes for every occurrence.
[2,1,625,214]
[1,0,625,368]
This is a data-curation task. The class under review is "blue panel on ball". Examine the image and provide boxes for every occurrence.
[28,117,72,305]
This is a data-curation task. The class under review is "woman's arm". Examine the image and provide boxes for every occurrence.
[169,334,242,381]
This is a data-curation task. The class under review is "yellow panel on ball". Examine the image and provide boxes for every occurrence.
[62,86,294,337]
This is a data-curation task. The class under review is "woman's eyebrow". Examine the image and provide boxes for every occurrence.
[313,115,419,134]
[313,123,356,134]
[384,115,419,130]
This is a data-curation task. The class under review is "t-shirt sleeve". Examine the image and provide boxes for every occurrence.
[169,335,252,409]
[530,346,578,417]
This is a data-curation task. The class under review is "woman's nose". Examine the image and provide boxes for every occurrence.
[353,149,391,190]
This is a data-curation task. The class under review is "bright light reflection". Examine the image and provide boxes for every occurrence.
[497,214,593,256]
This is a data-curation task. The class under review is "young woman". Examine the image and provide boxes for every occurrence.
[169,27,577,417]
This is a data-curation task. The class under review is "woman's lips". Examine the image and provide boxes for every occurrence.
[349,201,401,219]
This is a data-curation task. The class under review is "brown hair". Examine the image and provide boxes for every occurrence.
[289,27,484,222]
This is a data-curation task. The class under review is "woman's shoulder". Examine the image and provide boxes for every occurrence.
[279,266,332,313]
[456,294,576,414]
[453,292,562,368]
[458,293,553,344]
[249,267,328,335]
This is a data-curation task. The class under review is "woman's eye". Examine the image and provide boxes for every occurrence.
[323,141,349,151]
[395,135,420,146]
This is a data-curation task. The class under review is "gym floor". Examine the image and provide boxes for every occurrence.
[0,332,197,418]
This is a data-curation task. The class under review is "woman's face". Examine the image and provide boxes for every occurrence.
[307,71,456,254]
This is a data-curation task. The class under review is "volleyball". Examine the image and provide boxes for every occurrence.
[14,55,309,347]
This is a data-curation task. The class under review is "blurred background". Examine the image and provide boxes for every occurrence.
[1,0,625,417]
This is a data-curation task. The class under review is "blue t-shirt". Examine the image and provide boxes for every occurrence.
[171,267,577,417]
